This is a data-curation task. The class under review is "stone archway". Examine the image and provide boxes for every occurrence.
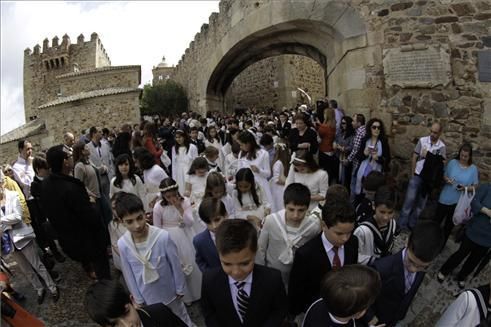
[174,0,373,114]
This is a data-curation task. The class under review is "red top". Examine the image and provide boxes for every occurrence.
[317,124,335,153]
[143,136,163,164]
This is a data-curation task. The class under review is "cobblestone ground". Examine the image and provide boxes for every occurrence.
[5,205,490,326]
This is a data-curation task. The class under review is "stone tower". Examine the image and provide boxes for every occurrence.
[23,32,111,121]
[152,56,175,85]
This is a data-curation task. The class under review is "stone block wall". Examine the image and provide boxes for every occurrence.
[58,67,140,96]
[0,132,48,166]
[224,55,325,110]
[41,91,141,147]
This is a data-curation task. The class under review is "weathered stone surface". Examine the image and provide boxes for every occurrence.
[391,2,413,12]
[419,17,434,25]
[435,16,459,24]
[450,3,476,16]
[474,12,491,20]
[433,102,448,117]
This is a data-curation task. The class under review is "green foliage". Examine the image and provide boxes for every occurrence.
[140,80,188,116]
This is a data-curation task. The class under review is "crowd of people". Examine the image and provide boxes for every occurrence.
[1,99,490,327]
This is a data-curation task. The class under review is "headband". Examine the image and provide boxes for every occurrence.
[159,184,179,192]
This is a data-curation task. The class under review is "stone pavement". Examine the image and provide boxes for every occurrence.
[4,220,490,326]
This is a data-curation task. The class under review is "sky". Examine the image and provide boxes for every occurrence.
[0,1,219,136]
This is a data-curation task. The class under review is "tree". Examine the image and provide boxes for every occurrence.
[140,80,188,116]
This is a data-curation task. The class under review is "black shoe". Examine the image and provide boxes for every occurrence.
[49,270,62,283]
[37,289,46,304]
[51,288,60,303]
[53,252,66,263]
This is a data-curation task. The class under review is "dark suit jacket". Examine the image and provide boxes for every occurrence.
[276,121,291,139]
[288,233,359,315]
[138,303,187,326]
[201,264,287,327]
[369,250,425,327]
[193,230,221,273]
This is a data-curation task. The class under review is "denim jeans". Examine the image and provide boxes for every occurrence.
[398,175,427,230]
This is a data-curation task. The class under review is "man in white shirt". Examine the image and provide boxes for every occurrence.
[399,123,446,231]
[11,139,35,200]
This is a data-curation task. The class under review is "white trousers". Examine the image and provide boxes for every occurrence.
[10,240,56,294]
[166,298,195,327]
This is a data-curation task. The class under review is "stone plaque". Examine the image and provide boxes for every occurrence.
[478,50,491,82]
[383,45,451,88]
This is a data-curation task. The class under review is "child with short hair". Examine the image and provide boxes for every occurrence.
[203,146,221,173]
[232,168,271,229]
[201,219,287,326]
[203,172,235,217]
[193,197,228,272]
[288,198,358,317]
[368,221,444,327]
[85,279,186,326]
[303,265,381,326]
[115,192,194,326]
[354,186,397,265]
[224,141,240,182]
[257,183,321,287]
[354,171,385,223]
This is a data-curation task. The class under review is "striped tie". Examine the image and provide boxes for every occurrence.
[235,281,249,322]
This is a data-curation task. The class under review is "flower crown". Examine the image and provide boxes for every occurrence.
[160,184,179,192]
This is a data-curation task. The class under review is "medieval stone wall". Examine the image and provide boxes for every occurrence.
[58,67,140,96]
[224,55,325,110]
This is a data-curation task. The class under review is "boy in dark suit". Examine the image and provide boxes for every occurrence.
[288,199,359,317]
[368,222,444,327]
[193,197,227,272]
[303,265,381,327]
[201,219,287,327]
[85,279,186,327]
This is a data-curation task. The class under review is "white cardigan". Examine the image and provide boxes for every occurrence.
[436,290,482,326]
[0,189,35,249]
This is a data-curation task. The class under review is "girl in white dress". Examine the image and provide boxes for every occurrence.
[172,130,198,195]
[108,192,128,271]
[203,172,235,218]
[236,131,274,208]
[133,147,168,214]
[232,168,270,229]
[152,178,201,304]
[286,149,329,212]
[109,154,146,201]
[269,143,290,213]
[224,141,240,182]
[204,126,224,171]
[184,157,209,207]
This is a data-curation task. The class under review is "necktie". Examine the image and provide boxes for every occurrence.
[332,246,341,269]
[404,271,413,293]
[235,281,249,322]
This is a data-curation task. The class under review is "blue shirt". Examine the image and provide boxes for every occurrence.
[438,159,479,205]
[467,184,491,247]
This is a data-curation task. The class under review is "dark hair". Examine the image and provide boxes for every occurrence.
[238,131,260,160]
[320,265,381,318]
[174,130,191,153]
[231,141,241,155]
[294,112,309,124]
[159,178,181,206]
[235,168,260,208]
[112,132,132,159]
[89,126,98,139]
[46,145,68,173]
[188,157,209,175]
[363,171,386,192]
[133,147,155,170]
[322,198,356,228]
[357,118,391,171]
[113,154,137,189]
[272,143,290,176]
[259,133,274,147]
[293,149,319,172]
[408,222,443,262]
[114,192,144,219]
[374,185,396,210]
[341,116,355,138]
[283,183,310,207]
[85,279,131,326]
[102,128,110,136]
[206,126,219,143]
[198,197,227,224]
[143,122,158,137]
[215,219,257,255]
[72,141,87,164]
[324,184,349,206]
[203,146,219,159]
[33,153,48,173]
[204,172,226,199]
[355,114,366,126]
[329,99,338,109]
[365,118,387,140]
[456,143,473,165]
[17,139,29,151]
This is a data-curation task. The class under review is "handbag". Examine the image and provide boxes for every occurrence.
[1,231,13,256]
[452,187,475,225]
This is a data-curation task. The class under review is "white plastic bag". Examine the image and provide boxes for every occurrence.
[452,187,475,225]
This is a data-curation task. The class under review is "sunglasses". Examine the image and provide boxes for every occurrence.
[371,125,381,130]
